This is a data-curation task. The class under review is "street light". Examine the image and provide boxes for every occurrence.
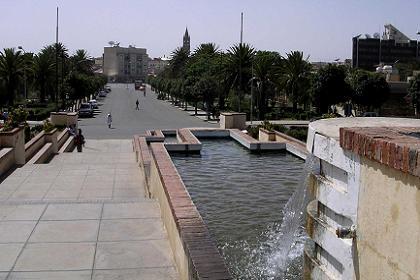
[17,46,27,106]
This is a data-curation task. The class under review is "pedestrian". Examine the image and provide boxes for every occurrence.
[74,129,85,152]
[68,124,76,136]
[135,99,139,110]
[143,89,146,97]
[107,113,113,128]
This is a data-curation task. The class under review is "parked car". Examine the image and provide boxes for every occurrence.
[104,86,111,93]
[139,85,145,91]
[98,90,107,97]
[78,103,93,117]
[89,99,98,109]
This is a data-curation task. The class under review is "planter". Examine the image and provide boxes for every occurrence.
[0,127,25,165]
[259,128,276,141]
[220,112,246,130]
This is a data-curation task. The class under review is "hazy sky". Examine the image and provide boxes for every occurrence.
[1,0,420,61]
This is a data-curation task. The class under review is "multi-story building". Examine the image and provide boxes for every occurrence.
[352,24,420,70]
[103,45,149,82]
[147,57,169,76]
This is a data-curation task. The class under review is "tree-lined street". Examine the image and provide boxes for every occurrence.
[80,83,216,139]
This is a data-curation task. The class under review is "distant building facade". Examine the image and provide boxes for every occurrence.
[183,28,190,53]
[147,57,169,76]
[352,24,420,70]
[103,45,149,82]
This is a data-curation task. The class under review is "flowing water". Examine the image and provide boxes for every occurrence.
[171,139,310,279]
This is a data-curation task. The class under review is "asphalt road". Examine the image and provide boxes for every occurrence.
[79,83,216,139]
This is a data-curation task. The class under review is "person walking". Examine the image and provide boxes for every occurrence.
[107,113,113,128]
[74,129,85,152]
[135,99,139,110]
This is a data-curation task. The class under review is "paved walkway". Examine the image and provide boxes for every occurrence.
[0,140,178,279]
[80,84,216,139]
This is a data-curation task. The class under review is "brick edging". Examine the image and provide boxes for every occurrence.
[150,143,231,279]
[340,127,420,177]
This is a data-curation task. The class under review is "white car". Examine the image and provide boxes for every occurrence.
[98,90,107,97]
[89,99,98,109]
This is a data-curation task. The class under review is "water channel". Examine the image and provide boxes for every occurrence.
[171,139,306,279]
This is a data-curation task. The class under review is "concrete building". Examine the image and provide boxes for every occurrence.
[147,57,169,76]
[103,45,149,82]
[352,24,420,70]
[182,28,190,53]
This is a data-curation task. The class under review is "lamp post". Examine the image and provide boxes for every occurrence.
[17,46,27,106]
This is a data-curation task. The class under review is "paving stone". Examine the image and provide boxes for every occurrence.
[0,205,46,221]
[0,221,36,242]
[29,220,99,243]
[102,202,160,219]
[8,189,48,201]
[94,240,174,269]
[92,267,178,280]
[42,204,102,221]
[98,219,165,241]
[14,243,95,271]
[112,188,143,198]
[8,270,91,280]
[79,188,113,200]
[0,244,24,271]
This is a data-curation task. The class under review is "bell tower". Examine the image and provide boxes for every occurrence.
[183,27,190,53]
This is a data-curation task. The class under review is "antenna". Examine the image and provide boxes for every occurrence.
[240,12,243,44]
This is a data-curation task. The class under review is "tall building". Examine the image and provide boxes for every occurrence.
[352,24,420,70]
[183,28,190,53]
[103,45,149,82]
[147,57,170,76]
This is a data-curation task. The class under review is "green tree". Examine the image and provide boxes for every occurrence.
[0,48,25,105]
[192,76,218,116]
[252,51,280,119]
[352,73,389,112]
[168,47,189,79]
[33,51,55,102]
[312,64,352,114]
[70,49,93,75]
[279,51,312,112]
[225,43,255,112]
[408,74,420,117]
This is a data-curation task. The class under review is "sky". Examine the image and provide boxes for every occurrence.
[1,0,420,62]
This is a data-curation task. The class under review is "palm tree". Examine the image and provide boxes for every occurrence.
[280,51,311,112]
[0,48,25,105]
[252,51,280,119]
[169,47,189,79]
[225,43,255,112]
[71,49,93,74]
[192,43,219,58]
[33,52,55,102]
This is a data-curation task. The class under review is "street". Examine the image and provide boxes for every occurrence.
[79,83,216,139]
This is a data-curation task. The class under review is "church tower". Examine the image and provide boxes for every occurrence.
[183,27,190,53]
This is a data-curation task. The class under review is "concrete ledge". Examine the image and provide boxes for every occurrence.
[189,128,230,138]
[230,129,285,151]
[0,148,15,177]
[58,136,74,153]
[57,129,70,149]
[165,129,202,153]
[274,131,308,160]
[27,143,53,164]
[149,143,230,280]
[24,131,46,162]
[145,130,165,142]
